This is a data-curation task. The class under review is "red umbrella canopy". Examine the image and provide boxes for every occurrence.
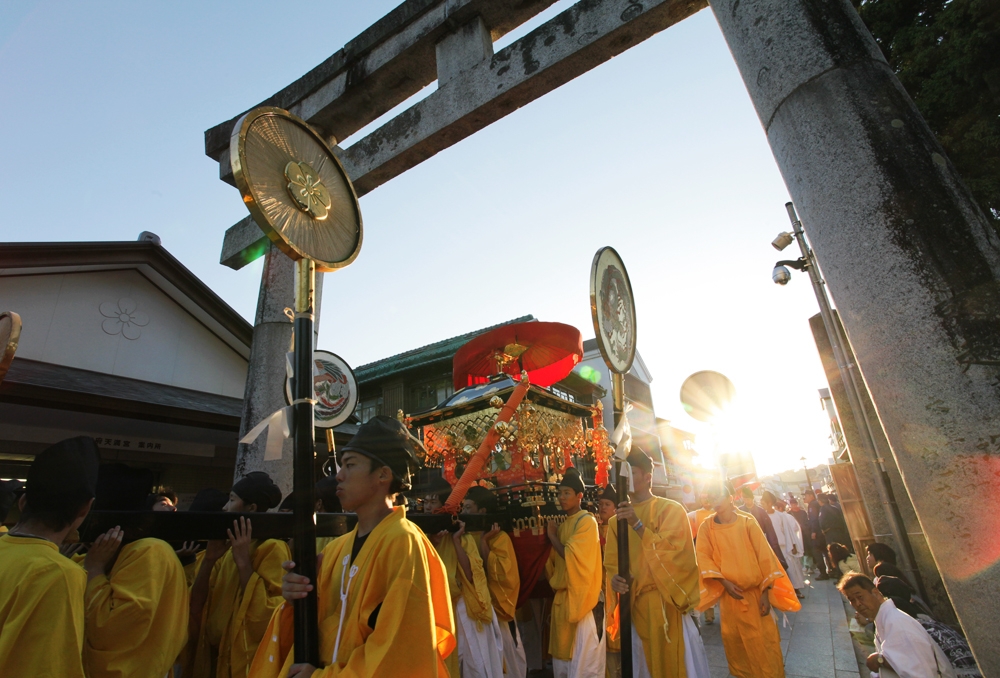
[453,321,584,391]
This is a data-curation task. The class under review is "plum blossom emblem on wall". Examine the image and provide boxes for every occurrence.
[99,298,149,340]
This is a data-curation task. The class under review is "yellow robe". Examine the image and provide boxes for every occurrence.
[434,532,494,678]
[545,511,603,662]
[249,507,455,678]
[696,511,786,678]
[0,535,87,678]
[84,538,189,678]
[604,497,700,678]
[193,538,290,678]
[186,550,208,587]
[472,529,519,623]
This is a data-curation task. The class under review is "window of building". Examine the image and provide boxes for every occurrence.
[549,386,576,403]
[356,396,383,424]
[409,379,454,412]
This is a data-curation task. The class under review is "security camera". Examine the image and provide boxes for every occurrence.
[772,265,792,285]
[771,232,794,251]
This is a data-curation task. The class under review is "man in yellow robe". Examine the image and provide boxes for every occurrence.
[190,471,289,678]
[464,485,525,677]
[546,466,604,678]
[0,436,99,678]
[687,490,717,626]
[252,415,456,678]
[695,483,786,678]
[605,448,702,678]
[596,484,621,678]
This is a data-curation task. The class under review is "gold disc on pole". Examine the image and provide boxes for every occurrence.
[230,107,362,271]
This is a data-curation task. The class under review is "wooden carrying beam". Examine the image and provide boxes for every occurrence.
[217,0,707,269]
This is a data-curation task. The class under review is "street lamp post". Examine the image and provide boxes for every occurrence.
[801,456,812,493]
[773,202,925,599]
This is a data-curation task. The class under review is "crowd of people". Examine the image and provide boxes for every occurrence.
[0,419,979,678]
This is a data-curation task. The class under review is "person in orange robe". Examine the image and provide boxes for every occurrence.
[545,467,604,678]
[0,437,100,678]
[252,415,455,678]
[189,472,289,678]
[695,482,786,678]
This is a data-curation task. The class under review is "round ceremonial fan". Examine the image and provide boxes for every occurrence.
[590,246,636,375]
[680,370,737,422]
[230,107,362,270]
[0,311,22,385]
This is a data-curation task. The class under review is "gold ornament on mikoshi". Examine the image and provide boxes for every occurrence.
[490,395,504,408]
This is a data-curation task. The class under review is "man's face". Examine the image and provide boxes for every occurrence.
[598,498,616,524]
[842,584,883,620]
[461,499,486,514]
[223,492,248,513]
[699,493,711,510]
[631,467,652,494]
[335,451,385,512]
[557,487,582,513]
[424,494,442,513]
[151,496,176,512]
[741,491,754,506]
[760,494,774,511]
[866,550,876,570]
[709,492,733,512]
[804,492,815,503]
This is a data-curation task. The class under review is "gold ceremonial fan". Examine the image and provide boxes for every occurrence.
[0,311,22,385]
[230,107,362,270]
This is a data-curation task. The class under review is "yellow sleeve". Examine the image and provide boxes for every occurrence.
[84,539,189,677]
[562,514,602,624]
[457,533,493,626]
[603,516,620,580]
[638,501,700,612]
[314,535,456,678]
[228,540,291,677]
[0,558,87,678]
[485,532,519,621]
[695,519,725,612]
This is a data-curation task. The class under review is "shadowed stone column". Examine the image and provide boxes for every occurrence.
[235,243,323,499]
[709,0,1000,670]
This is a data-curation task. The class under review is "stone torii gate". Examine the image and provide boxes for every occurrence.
[207,0,1000,671]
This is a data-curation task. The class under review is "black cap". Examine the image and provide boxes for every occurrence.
[232,471,282,512]
[189,488,228,512]
[26,436,100,508]
[599,483,617,503]
[559,466,585,494]
[625,446,653,474]
[0,479,23,523]
[465,485,498,513]
[337,416,424,491]
[94,463,155,511]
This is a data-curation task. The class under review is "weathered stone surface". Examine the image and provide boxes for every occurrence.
[435,15,492,85]
[234,244,323,499]
[711,0,1000,670]
[219,0,708,270]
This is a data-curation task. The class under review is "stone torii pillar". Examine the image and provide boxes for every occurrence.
[233,243,322,499]
[709,0,1000,670]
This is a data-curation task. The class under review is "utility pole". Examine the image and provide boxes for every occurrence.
[801,456,813,493]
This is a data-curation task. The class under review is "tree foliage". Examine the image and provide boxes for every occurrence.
[853,0,1000,221]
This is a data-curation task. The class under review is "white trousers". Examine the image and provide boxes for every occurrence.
[629,613,711,678]
[552,611,605,678]
[499,619,527,678]
[456,597,505,678]
[784,552,806,589]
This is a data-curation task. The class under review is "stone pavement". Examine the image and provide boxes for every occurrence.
[698,576,866,678]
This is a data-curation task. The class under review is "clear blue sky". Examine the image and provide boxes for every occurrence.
[0,1,838,475]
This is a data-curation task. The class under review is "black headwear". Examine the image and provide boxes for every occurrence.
[874,575,914,600]
[625,446,653,474]
[337,416,424,491]
[559,466,585,494]
[465,485,498,513]
[316,475,341,513]
[599,483,617,503]
[26,436,100,509]
[232,471,282,512]
[424,474,452,495]
[0,479,23,523]
[188,488,228,512]
[94,463,155,511]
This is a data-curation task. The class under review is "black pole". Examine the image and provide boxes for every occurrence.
[292,259,320,667]
[613,372,632,678]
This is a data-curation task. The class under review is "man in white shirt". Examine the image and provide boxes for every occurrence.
[838,573,956,678]
[762,491,805,597]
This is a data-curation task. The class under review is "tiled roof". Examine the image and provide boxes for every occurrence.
[354,315,534,384]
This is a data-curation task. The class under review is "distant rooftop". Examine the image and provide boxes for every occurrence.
[355,315,535,384]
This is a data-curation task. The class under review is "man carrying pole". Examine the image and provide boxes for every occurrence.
[604,448,702,677]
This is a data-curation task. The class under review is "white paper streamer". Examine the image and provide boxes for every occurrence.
[240,407,292,460]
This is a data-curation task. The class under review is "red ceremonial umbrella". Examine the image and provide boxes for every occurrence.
[452,321,583,391]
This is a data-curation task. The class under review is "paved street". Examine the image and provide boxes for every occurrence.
[699,577,865,678]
